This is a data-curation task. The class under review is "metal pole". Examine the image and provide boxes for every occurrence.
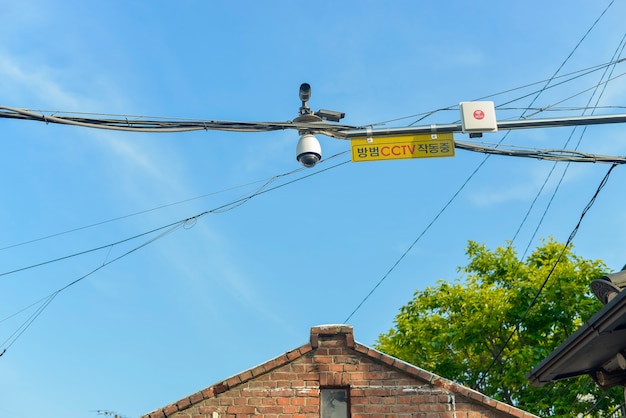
[339,113,626,138]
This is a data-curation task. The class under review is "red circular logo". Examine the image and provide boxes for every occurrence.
[473,110,485,120]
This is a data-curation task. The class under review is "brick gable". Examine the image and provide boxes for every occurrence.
[142,324,537,418]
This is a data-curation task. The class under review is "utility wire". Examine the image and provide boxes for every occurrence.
[343,0,621,333]
[343,78,604,322]
[0,155,350,354]
[3,132,623,267]
[0,219,185,353]
[0,104,360,139]
[473,0,619,388]
[475,163,617,388]
[342,145,626,322]
[455,142,626,164]
[488,0,620,271]
[344,156,492,323]
[383,58,626,127]
[0,60,624,139]
[523,0,614,114]
[0,153,348,280]
[519,32,626,260]
[0,175,303,252]
[508,32,625,414]
[521,71,626,119]
[0,220,181,279]
[343,103,626,321]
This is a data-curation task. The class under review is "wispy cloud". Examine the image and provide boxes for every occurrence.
[0,52,81,108]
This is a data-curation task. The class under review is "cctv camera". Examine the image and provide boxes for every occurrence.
[296,134,322,168]
[316,109,346,122]
[299,83,311,103]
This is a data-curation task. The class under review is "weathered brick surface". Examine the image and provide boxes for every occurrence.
[142,325,537,418]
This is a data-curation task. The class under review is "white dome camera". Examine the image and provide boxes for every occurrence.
[296,134,322,168]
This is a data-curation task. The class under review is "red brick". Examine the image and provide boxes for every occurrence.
[226,405,256,414]
[291,397,306,405]
[189,392,203,405]
[256,406,284,414]
[163,404,178,416]
[212,383,228,395]
[176,399,191,412]
[141,327,536,418]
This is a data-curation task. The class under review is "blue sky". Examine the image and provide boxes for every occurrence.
[1,1,626,417]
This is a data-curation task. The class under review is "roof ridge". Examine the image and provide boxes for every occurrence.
[352,342,538,418]
[142,342,313,418]
[142,326,539,418]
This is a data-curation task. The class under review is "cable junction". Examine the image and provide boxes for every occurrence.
[2,105,626,164]
[340,113,626,137]
[454,141,626,164]
[0,105,359,138]
[2,104,626,136]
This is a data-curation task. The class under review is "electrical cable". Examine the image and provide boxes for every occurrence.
[498,106,626,112]
[11,131,616,293]
[495,34,626,411]
[343,80,625,323]
[343,112,626,322]
[343,0,622,369]
[0,220,186,353]
[343,153,492,323]
[342,145,626,322]
[0,104,361,139]
[0,154,350,354]
[0,59,623,140]
[521,71,626,119]
[475,163,617,388]
[0,175,303,252]
[518,32,626,260]
[510,159,560,248]
[0,151,354,254]
[0,152,348,280]
[372,58,626,127]
[0,5,623,374]
[523,0,614,115]
[479,0,623,270]
[472,0,621,391]
[454,142,626,164]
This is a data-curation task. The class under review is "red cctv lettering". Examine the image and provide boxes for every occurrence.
[380,144,415,157]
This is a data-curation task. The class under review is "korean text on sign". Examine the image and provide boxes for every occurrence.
[350,133,455,162]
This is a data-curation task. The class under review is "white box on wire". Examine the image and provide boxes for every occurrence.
[460,101,498,133]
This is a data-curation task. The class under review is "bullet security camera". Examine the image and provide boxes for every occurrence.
[316,109,346,122]
[296,134,321,168]
[299,83,311,103]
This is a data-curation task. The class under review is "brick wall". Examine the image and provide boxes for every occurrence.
[143,325,536,418]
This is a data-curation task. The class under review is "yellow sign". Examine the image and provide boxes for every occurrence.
[351,133,455,162]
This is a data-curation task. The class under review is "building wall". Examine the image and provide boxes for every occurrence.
[157,330,524,418]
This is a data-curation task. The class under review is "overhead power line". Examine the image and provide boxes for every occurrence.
[455,141,626,164]
[3,105,626,165]
[344,1,625,325]
[0,154,350,355]
[0,104,359,138]
[3,103,626,138]
[341,112,626,138]
[476,163,618,387]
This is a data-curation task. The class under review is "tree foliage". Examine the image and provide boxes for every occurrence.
[376,238,623,417]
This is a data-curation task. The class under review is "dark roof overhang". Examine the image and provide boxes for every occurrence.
[527,289,626,390]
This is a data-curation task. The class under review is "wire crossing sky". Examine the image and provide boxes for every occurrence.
[1,2,626,418]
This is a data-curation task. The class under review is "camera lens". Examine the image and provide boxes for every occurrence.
[298,153,320,168]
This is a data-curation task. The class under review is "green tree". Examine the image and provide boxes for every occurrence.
[376,238,623,417]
